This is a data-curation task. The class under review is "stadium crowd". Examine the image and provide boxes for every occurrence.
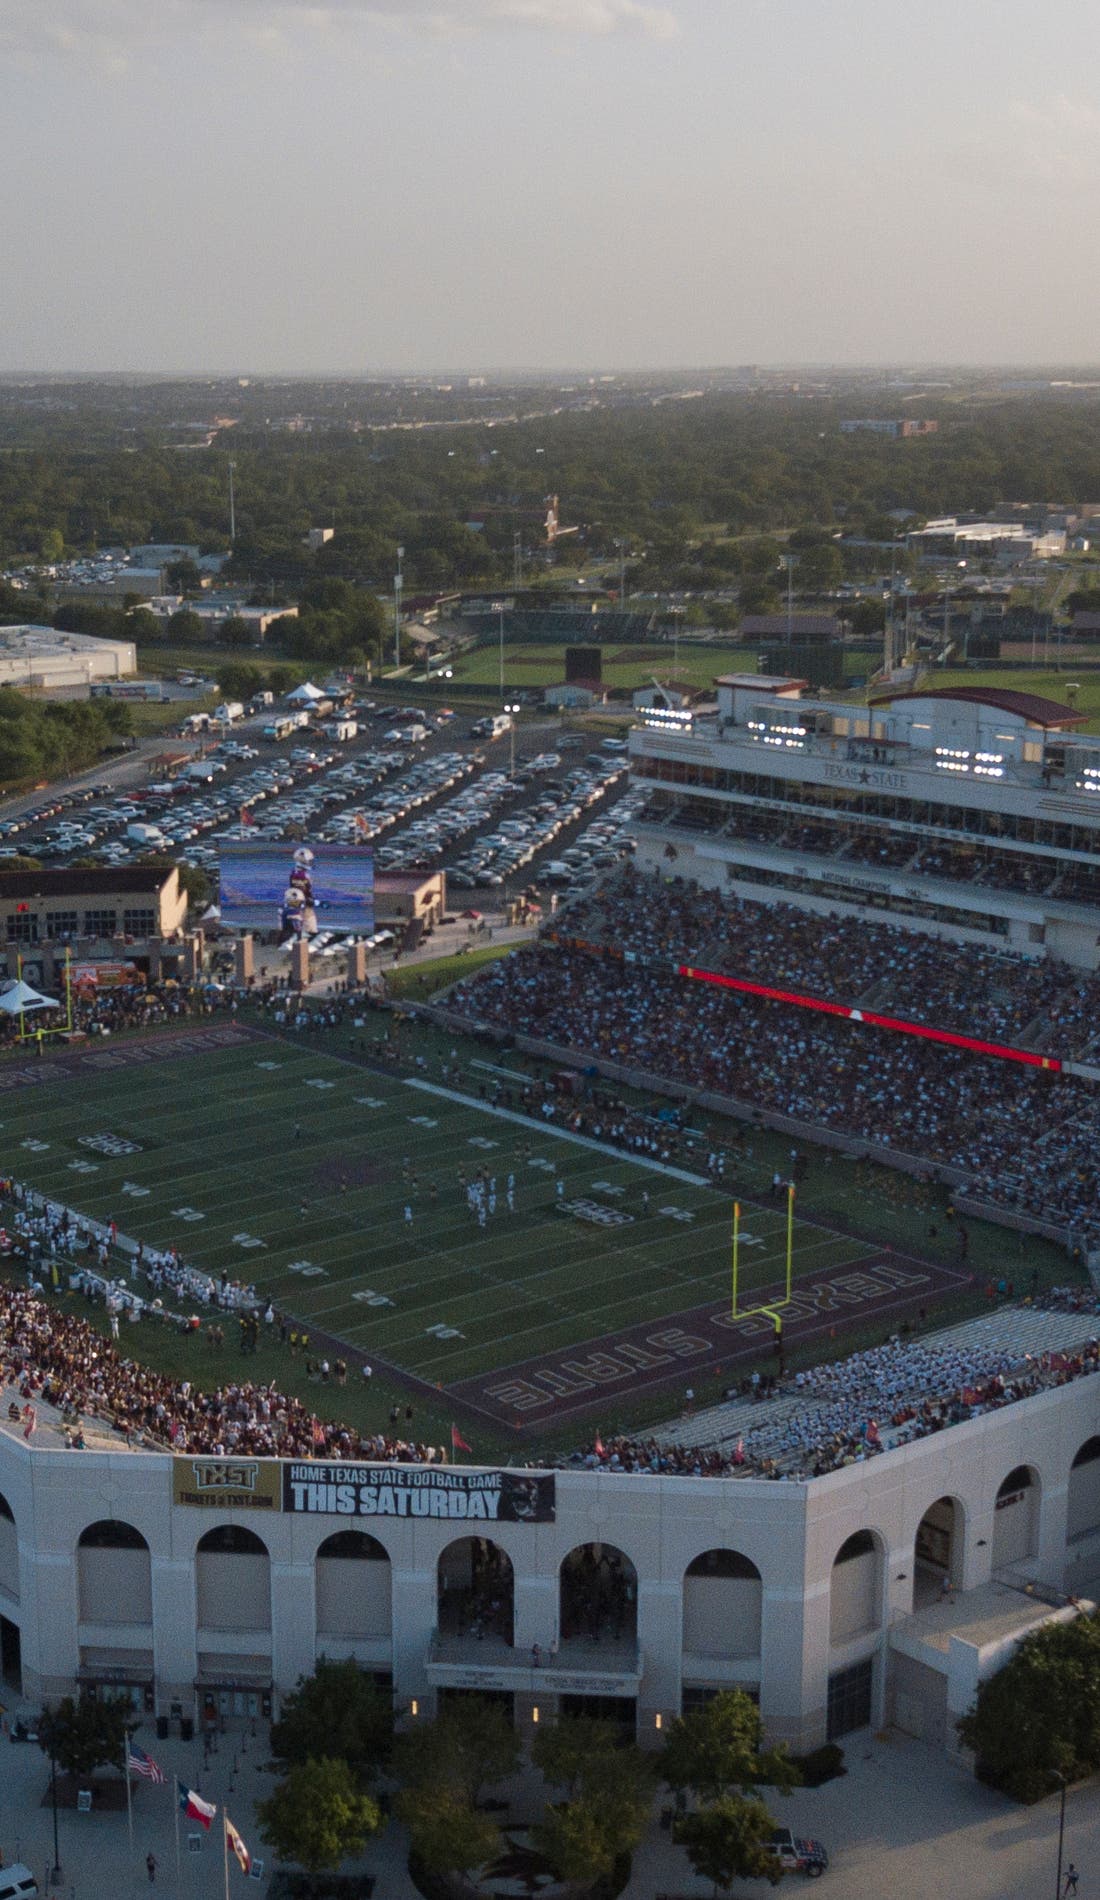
[564,1329,1100,1482]
[446,894,1100,1240]
[6,1267,1099,1488]
[548,866,1100,1054]
[0,1282,444,1464]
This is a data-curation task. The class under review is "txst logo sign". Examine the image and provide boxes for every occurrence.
[173,1457,282,1511]
[189,1460,261,1494]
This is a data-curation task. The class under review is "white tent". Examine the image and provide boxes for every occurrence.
[285,681,324,703]
[0,979,60,1014]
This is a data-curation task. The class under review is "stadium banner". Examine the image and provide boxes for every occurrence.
[173,1457,283,1511]
[218,841,374,938]
[283,1463,556,1523]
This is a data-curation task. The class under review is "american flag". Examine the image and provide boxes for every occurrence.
[127,1743,166,1784]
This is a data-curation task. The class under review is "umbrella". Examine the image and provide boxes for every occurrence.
[0,979,60,1015]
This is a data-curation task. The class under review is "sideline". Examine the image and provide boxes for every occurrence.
[401,1076,710,1187]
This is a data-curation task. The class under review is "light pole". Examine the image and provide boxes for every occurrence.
[615,539,627,609]
[505,701,520,779]
[1052,1770,1066,1900]
[394,545,404,668]
[228,462,236,545]
[49,1741,61,1885]
[513,531,522,591]
[498,601,506,702]
[943,559,966,661]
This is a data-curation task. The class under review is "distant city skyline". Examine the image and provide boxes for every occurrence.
[3,0,1100,373]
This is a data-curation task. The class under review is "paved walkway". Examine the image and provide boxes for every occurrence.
[3,1706,1099,1900]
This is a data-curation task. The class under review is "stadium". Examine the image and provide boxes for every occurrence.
[2,677,1100,1756]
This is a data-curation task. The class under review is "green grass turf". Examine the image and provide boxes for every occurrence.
[451,641,752,693]
[0,1014,1072,1457]
[1,1036,869,1390]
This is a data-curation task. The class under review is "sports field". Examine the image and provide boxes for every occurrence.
[0,1023,973,1433]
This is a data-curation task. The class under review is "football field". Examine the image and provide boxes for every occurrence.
[0,1025,969,1429]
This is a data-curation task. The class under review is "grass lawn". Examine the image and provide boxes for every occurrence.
[384,944,519,1000]
[0,1014,1068,1458]
[451,640,752,694]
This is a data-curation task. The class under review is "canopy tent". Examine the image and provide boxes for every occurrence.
[0,979,60,1014]
[284,681,324,703]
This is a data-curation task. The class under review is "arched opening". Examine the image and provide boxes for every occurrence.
[560,1543,637,1646]
[196,1525,271,1632]
[0,1491,17,1606]
[315,1532,391,1648]
[993,1465,1040,1570]
[830,1531,883,1644]
[77,1520,151,1624]
[914,1496,964,1607]
[1068,1438,1100,1546]
[437,1538,514,1645]
[682,1548,762,1660]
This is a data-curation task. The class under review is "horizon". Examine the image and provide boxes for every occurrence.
[5,1,1100,373]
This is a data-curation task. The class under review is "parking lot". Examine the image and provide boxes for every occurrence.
[0,697,639,928]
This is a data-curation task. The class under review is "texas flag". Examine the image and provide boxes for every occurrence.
[178,1781,217,1830]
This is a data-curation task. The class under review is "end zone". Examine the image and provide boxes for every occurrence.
[449,1252,973,1428]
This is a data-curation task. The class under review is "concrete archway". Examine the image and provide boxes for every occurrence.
[438,1537,514,1645]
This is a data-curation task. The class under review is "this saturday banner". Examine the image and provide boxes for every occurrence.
[283,1464,556,1523]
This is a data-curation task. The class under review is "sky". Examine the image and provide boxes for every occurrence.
[2,0,1100,373]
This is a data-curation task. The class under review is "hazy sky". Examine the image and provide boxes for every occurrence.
[2,0,1099,373]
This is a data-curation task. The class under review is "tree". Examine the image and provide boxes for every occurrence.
[532,1715,622,1796]
[796,542,842,592]
[257,1756,381,1876]
[38,1697,129,1779]
[392,1696,520,1805]
[395,1786,499,1878]
[662,1690,797,1806]
[216,661,264,701]
[218,614,252,647]
[166,608,207,644]
[270,1658,395,1787]
[958,1610,1100,1801]
[533,1715,653,1882]
[675,1795,783,1895]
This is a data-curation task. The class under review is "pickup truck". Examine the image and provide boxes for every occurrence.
[768,1828,829,1877]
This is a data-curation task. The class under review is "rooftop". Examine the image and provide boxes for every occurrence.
[871,686,1088,729]
[0,866,175,899]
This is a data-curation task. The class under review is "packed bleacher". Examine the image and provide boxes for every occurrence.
[640,799,1067,898]
[547,866,1100,1053]
[562,1320,1100,1482]
[446,871,1100,1238]
[0,1281,444,1464]
[4,1267,1099,1485]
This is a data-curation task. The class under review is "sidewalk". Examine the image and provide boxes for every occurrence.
[6,1709,1096,1900]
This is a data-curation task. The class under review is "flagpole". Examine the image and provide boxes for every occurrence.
[124,1741,133,1852]
[223,1811,230,1900]
[174,1784,182,1897]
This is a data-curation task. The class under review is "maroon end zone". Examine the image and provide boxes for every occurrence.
[450,1252,974,1429]
[0,1023,261,1092]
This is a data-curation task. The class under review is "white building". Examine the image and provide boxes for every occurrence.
[1,1370,1099,1752]
[0,625,136,690]
[629,677,1100,970]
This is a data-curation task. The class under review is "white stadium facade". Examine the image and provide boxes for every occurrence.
[2,1364,1100,1754]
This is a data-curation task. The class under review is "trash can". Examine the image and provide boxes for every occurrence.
[180,1716,194,1743]
[156,1714,169,1741]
